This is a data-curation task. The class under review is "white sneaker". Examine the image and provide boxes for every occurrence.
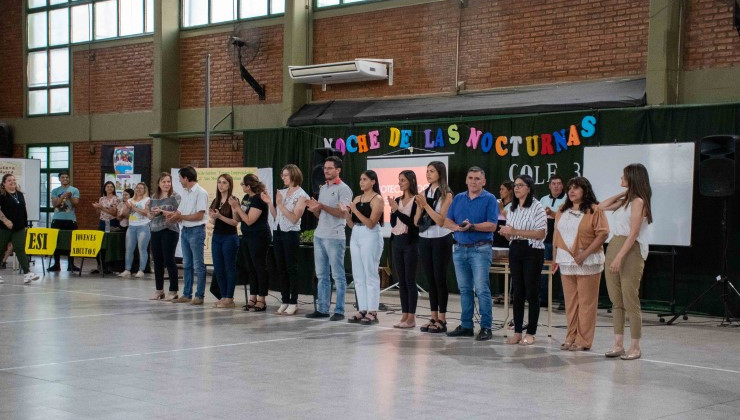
[118,270,131,277]
[23,273,40,283]
[134,271,145,278]
[276,303,289,314]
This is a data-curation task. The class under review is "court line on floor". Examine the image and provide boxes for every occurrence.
[0,291,65,297]
[0,330,370,372]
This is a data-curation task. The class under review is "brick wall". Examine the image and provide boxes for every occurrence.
[179,135,244,168]
[684,0,740,71]
[312,0,649,100]
[72,139,152,229]
[73,43,154,115]
[0,1,24,118]
[180,26,283,108]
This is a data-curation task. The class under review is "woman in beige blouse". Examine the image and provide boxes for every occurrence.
[553,177,609,351]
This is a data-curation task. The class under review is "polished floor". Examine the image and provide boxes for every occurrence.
[1,265,739,420]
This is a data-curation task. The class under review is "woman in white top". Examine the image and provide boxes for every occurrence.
[499,174,548,346]
[120,183,151,278]
[414,161,453,333]
[599,163,653,360]
[552,177,609,351]
[388,170,420,328]
[264,164,309,316]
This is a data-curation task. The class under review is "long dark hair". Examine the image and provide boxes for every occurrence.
[362,170,381,196]
[361,170,382,226]
[622,163,653,224]
[428,161,451,195]
[211,174,234,216]
[560,177,598,214]
[399,170,418,197]
[510,175,536,211]
[242,173,265,195]
[153,172,173,199]
[500,181,514,204]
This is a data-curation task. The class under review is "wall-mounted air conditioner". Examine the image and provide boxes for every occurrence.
[289,59,393,89]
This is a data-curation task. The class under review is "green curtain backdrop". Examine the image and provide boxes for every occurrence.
[244,103,740,317]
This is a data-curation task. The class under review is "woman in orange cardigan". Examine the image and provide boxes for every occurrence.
[553,177,609,351]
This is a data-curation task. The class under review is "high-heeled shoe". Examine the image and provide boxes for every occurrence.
[506,334,522,345]
[276,304,289,314]
[620,349,641,360]
[560,341,574,351]
[284,304,298,315]
[252,301,266,312]
[164,291,178,301]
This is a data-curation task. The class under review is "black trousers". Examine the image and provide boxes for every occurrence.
[239,229,271,297]
[51,219,77,267]
[151,229,179,292]
[418,233,453,313]
[273,229,300,304]
[509,240,545,335]
[392,235,419,313]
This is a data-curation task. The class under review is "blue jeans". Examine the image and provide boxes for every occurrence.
[212,232,239,299]
[452,244,493,329]
[181,225,206,299]
[125,224,151,271]
[314,236,347,315]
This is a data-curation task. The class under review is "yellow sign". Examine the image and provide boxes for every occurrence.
[25,228,59,255]
[70,230,105,258]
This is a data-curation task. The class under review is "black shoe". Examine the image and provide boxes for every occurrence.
[90,269,100,274]
[47,265,61,272]
[557,302,565,311]
[305,311,330,319]
[475,328,493,341]
[67,265,81,272]
[446,325,474,337]
[329,313,345,321]
[1,262,6,269]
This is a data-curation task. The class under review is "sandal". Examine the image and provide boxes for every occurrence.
[252,300,266,312]
[427,320,447,334]
[560,341,574,351]
[360,312,378,325]
[243,298,257,311]
[394,321,415,329]
[520,335,536,346]
[347,312,366,324]
[420,320,437,332]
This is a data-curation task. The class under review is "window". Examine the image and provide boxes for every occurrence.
[27,145,71,228]
[181,0,285,28]
[315,0,378,9]
[26,1,154,116]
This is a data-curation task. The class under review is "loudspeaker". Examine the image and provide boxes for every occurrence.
[698,135,738,197]
[310,147,342,197]
[0,123,13,157]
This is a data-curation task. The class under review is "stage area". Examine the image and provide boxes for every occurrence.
[1,269,738,420]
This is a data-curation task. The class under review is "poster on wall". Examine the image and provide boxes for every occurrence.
[171,167,275,265]
[113,146,134,174]
[114,174,141,195]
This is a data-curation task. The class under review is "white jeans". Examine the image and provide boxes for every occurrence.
[350,224,384,312]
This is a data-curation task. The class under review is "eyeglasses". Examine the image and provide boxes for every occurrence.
[513,183,527,189]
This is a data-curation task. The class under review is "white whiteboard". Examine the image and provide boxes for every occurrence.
[0,158,41,221]
[583,143,695,247]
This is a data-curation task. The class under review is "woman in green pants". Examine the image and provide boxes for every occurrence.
[0,174,39,284]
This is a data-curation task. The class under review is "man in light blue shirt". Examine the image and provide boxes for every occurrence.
[49,171,80,272]
[443,167,498,341]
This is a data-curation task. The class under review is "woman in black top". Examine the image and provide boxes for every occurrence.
[209,174,239,308]
[229,173,271,312]
[0,174,39,284]
[388,170,419,328]
[343,170,384,325]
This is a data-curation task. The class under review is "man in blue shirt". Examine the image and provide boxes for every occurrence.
[443,167,498,341]
[49,171,81,272]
